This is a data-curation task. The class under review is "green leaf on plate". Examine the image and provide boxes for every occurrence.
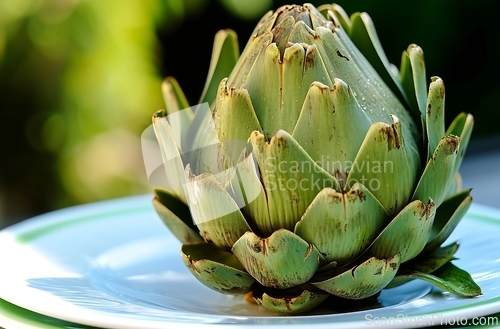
[398,262,482,297]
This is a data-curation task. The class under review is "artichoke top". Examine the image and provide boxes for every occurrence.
[148,3,479,315]
[227,4,419,142]
[198,3,423,219]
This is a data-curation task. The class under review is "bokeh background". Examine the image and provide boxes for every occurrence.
[1,0,499,228]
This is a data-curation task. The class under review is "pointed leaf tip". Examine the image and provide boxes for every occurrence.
[295,184,387,264]
[181,242,255,294]
[413,135,460,207]
[399,262,482,297]
[425,190,472,252]
[366,199,435,263]
[161,77,190,115]
[255,289,329,314]
[426,77,446,160]
[232,230,323,289]
[199,29,240,105]
[312,254,401,299]
[153,189,201,243]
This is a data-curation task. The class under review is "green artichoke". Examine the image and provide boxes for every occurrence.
[149,3,481,314]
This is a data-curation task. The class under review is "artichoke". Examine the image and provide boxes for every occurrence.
[149,3,481,314]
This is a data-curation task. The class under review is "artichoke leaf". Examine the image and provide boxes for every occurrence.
[408,45,427,119]
[287,19,317,45]
[272,15,295,59]
[292,78,372,176]
[181,242,255,294]
[425,189,472,252]
[446,113,474,173]
[161,77,191,116]
[387,242,459,289]
[312,254,400,299]
[184,104,225,176]
[230,39,280,140]
[227,29,274,88]
[346,115,419,215]
[300,42,334,90]
[212,79,262,167]
[313,26,418,141]
[232,230,324,289]
[399,50,416,114]
[447,172,463,196]
[184,167,252,250]
[399,44,427,119]
[366,199,435,263]
[306,3,331,30]
[255,289,329,314]
[295,183,387,264]
[199,29,240,105]
[403,242,459,274]
[231,151,272,236]
[158,101,223,177]
[412,136,460,208]
[250,130,339,233]
[281,43,332,134]
[152,111,187,203]
[396,262,482,297]
[443,112,473,197]
[153,189,201,243]
[156,77,194,160]
[317,4,351,32]
[253,10,277,38]
[425,77,446,160]
[338,10,407,106]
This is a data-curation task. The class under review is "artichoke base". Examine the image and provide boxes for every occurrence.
[177,234,481,315]
[238,257,480,315]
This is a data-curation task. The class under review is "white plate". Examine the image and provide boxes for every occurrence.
[0,195,499,329]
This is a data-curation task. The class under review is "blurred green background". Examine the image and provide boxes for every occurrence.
[1,0,499,228]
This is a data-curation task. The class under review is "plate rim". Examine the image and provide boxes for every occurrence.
[0,195,500,329]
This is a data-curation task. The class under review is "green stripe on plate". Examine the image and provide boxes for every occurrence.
[16,206,151,244]
[0,297,100,329]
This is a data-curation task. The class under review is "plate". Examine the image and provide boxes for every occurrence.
[0,195,500,329]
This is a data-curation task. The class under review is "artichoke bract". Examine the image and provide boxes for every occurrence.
[147,3,481,314]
